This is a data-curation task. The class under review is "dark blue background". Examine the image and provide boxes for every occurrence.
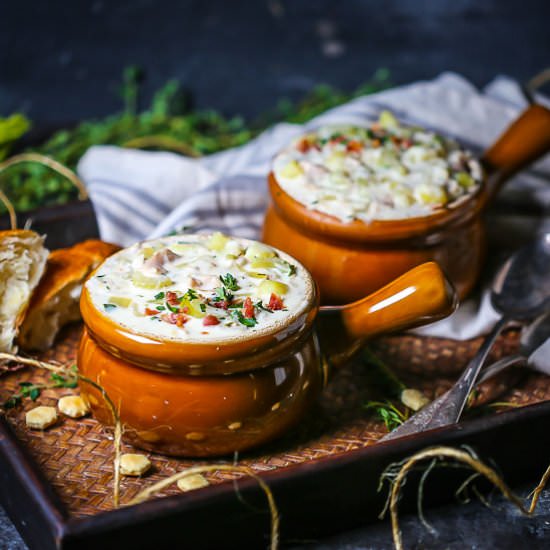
[1,0,549,124]
[1,2,550,548]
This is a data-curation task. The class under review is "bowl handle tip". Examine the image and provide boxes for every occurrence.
[338,261,458,340]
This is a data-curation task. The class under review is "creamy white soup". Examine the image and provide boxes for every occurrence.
[85,234,313,343]
[273,111,483,222]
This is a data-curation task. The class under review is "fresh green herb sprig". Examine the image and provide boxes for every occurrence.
[0,68,390,215]
[256,301,273,313]
[231,310,258,327]
[214,273,239,304]
[0,113,31,161]
[3,370,78,409]
[363,400,409,431]
[214,286,233,303]
[183,288,199,300]
[220,273,239,291]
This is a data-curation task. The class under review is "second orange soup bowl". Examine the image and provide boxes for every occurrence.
[263,104,550,304]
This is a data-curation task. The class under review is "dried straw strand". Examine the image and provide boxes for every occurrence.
[0,352,122,506]
[385,446,550,550]
[0,189,17,229]
[129,464,280,550]
[123,135,200,157]
[0,153,88,200]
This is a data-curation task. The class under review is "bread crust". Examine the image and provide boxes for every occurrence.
[28,240,120,310]
[0,229,48,353]
[18,239,120,350]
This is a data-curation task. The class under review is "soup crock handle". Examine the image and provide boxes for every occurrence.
[482,103,550,198]
[317,262,457,365]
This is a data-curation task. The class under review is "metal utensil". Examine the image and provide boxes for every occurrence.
[382,233,550,441]
[477,311,550,383]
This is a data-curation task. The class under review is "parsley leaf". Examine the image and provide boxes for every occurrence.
[231,310,257,327]
[183,288,198,300]
[154,291,165,300]
[363,401,407,431]
[50,372,78,388]
[103,303,117,310]
[214,286,233,302]
[220,273,239,291]
[256,301,273,313]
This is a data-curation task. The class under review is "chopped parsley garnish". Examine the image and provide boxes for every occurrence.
[199,303,206,313]
[256,301,273,313]
[287,263,297,276]
[155,305,166,311]
[183,288,198,300]
[214,286,233,302]
[4,372,78,409]
[165,301,180,313]
[231,310,257,327]
[103,303,117,310]
[220,273,239,291]
[154,291,165,300]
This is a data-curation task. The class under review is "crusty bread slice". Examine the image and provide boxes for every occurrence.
[0,229,48,353]
[18,239,120,351]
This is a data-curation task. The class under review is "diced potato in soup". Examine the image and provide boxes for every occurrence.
[86,234,312,342]
[272,111,483,222]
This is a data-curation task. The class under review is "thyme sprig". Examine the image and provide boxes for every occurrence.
[363,400,409,431]
[231,309,258,328]
[220,273,239,291]
[0,67,390,215]
[3,368,78,409]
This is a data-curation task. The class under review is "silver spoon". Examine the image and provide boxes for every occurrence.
[382,233,550,441]
[477,311,550,383]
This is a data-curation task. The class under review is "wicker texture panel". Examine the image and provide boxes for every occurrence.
[1,325,549,518]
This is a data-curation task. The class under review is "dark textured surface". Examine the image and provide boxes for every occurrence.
[2,0,550,123]
[2,1,550,547]
[1,326,549,548]
[2,485,550,549]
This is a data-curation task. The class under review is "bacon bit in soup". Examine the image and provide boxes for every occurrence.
[162,312,188,327]
[166,291,180,307]
[346,140,363,153]
[330,135,346,145]
[243,297,255,319]
[202,315,220,326]
[274,113,484,224]
[176,314,187,327]
[296,138,312,153]
[87,235,311,340]
[268,293,284,311]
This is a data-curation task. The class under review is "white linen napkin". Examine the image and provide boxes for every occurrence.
[77,72,550,340]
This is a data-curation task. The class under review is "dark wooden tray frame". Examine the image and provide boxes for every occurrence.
[2,400,550,550]
[2,126,549,548]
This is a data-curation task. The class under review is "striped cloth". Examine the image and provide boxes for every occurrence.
[77,73,550,339]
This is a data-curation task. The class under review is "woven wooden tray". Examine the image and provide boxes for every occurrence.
[1,324,550,548]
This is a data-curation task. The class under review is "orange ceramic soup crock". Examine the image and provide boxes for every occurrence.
[78,234,456,457]
[263,104,550,304]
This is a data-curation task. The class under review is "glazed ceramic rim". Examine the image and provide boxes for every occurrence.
[80,238,320,375]
[268,171,487,244]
